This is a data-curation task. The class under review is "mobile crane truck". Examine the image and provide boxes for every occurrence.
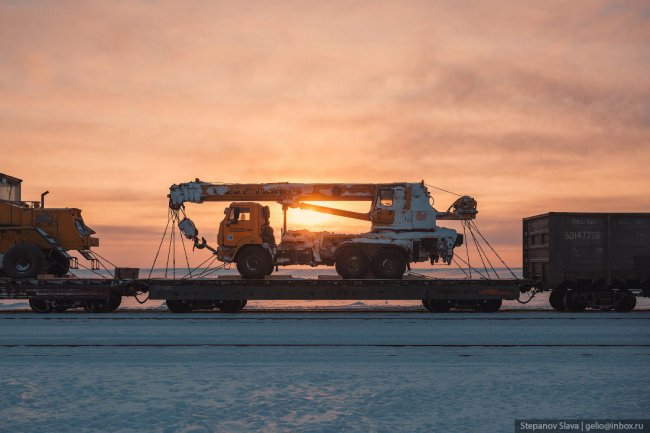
[169,180,478,279]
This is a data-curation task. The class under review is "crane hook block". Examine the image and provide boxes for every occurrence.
[179,218,199,240]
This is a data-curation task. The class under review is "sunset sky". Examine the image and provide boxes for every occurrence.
[1,0,649,268]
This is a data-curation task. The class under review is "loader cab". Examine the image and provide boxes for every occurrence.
[0,173,22,202]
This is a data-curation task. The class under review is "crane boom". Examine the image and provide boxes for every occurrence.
[169,180,378,209]
[170,179,478,222]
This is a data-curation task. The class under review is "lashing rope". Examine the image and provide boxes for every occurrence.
[148,207,227,280]
[424,183,462,197]
[148,209,173,278]
[469,220,518,279]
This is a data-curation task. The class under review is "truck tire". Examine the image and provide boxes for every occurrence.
[47,251,70,277]
[335,247,370,279]
[549,289,566,311]
[372,248,407,279]
[166,300,193,313]
[3,242,48,279]
[614,290,636,313]
[236,246,272,279]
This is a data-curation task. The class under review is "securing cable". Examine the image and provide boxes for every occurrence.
[424,183,462,197]
[148,209,173,278]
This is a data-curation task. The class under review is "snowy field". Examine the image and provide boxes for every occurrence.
[1,312,649,433]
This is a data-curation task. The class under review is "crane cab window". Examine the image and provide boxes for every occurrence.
[379,189,394,207]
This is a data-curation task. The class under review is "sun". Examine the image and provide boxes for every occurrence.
[282,201,371,233]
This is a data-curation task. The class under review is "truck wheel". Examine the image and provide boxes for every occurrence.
[335,248,370,279]
[47,251,70,277]
[372,249,407,279]
[422,299,451,313]
[166,299,193,313]
[614,290,636,313]
[549,289,566,311]
[219,300,247,313]
[236,246,272,279]
[3,242,48,279]
[478,299,502,313]
[29,299,51,313]
[564,292,587,312]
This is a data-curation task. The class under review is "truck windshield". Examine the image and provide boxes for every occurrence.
[229,207,251,222]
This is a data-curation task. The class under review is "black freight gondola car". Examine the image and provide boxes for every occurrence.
[523,212,650,312]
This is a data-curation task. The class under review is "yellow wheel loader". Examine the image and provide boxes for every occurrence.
[0,173,99,279]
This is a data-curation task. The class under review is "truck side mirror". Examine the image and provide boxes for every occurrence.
[232,207,240,222]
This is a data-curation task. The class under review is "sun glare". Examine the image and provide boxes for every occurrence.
[283,201,371,233]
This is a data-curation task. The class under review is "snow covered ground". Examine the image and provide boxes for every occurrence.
[1,312,648,432]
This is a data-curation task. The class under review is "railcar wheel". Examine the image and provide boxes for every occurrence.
[29,299,51,313]
[372,249,407,279]
[219,300,247,313]
[335,248,370,279]
[614,290,636,313]
[3,242,47,279]
[236,246,272,279]
[564,292,587,312]
[83,300,106,313]
[422,299,451,313]
[549,289,566,311]
[100,293,122,312]
[166,300,193,313]
[478,299,502,313]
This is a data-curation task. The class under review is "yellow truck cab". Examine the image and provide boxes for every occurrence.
[216,202,276,277]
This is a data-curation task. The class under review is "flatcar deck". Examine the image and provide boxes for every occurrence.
[0,276,528,301]
[0,278,138,300]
